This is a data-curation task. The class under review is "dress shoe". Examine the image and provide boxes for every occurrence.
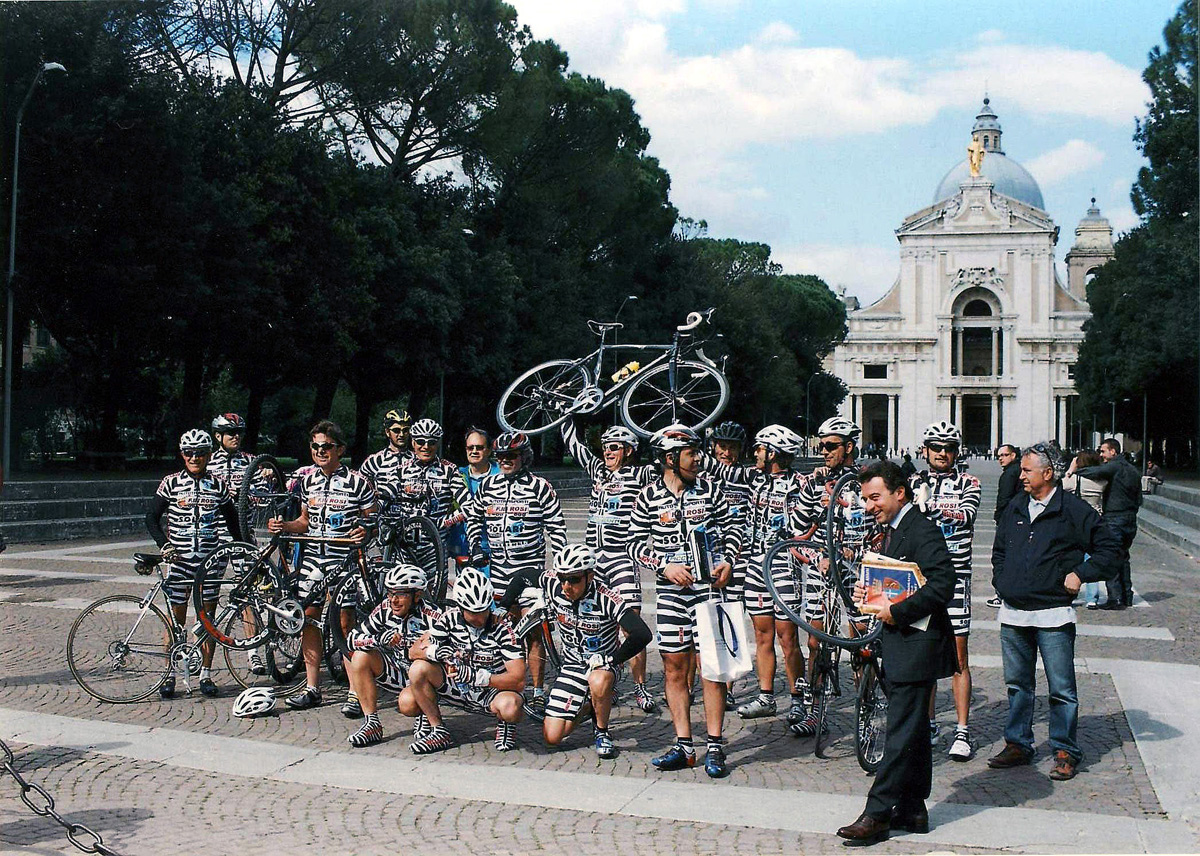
[1097,601,1126,611]
[890,804,929,834]
[1048,750,1078,780]
[837,813,890,846]
[987,742,1033,769]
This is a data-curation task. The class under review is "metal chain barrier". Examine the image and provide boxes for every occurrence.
[0,736,122,855]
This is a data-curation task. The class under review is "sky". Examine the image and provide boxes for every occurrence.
[507,0,1178,306]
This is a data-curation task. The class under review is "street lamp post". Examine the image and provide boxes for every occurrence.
[5,61,66,474]
[804,372,819,455]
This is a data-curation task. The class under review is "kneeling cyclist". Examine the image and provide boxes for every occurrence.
[499,545,652,759]
[342,564,442,747]
[398,568,526,754]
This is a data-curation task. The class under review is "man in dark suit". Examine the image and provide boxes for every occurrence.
[837,460,957,847]
[993,445,1021,522]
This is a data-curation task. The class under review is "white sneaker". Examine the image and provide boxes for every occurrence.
[948,728,974,761]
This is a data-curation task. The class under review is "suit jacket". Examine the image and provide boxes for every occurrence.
[876,505,958,683]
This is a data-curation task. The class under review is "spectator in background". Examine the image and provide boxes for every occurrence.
[986,444,1022,609]
[451,428,500,571]
[1076,439,1142,611]
[900,453,917,478]
[1063,452,1107,609]
[1143,457,1164,494]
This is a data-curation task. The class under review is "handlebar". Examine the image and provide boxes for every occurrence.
[677,307,716,333]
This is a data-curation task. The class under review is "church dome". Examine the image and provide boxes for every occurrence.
[933,97,1046,212]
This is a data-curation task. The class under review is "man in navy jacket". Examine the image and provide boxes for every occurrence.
[988,443,1120,782]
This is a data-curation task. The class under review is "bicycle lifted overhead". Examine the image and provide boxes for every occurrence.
[497,308,729,439]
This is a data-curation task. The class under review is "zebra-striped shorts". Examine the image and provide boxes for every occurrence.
[545,661,619,721]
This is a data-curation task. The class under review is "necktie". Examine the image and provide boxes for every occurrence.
[883,527,894,555]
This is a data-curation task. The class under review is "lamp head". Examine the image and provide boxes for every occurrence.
[43,63,67,74]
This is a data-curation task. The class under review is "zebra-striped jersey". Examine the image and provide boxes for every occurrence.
[561,421,655,552]
[909,466,981,574]
[795,463,870,559]
[295,465,376,559]
[154,471,235,559]
[358,446,413,495]
[208,448,253,498]
[745,468,810,563]
[346,600,442,664]
[378,456,471,530]
[465,471,567,592]
[428,609,524,674]
[626,475,741,587]
[542,575,629,666]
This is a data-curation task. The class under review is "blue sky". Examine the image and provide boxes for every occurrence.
[510,0,1178,305]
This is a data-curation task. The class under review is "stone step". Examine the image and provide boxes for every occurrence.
[1138,507,1200,558]
[3,480,160,502]
[0,496,148,524]
[1158,482,1200,509]
[1143,493,1200,530]
[0,515,147,545]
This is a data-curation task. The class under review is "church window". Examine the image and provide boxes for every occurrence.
[963,299,992,317]
[864,364,888,379]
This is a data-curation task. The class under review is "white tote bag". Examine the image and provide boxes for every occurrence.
[695,597,753,683]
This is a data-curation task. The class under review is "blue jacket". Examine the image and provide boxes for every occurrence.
[991,487,1121,611]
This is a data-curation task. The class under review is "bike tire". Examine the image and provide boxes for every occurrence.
[391,516,448,604]
[267,628,305,686]
[855,656,888,774]
[814,642,841,758]
[327,572,379,664]
[237,454,289,546]
[67,595,173,704]
[618,359,729,439]
[321,592,351,686]
[762,539,882,649]
[496,359,592,436]
[221,609,282,691]
[193,542,282,651]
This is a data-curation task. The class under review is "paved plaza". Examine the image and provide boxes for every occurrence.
[0,462,1198,853]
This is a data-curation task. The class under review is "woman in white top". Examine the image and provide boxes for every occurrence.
[1064,450,1108,608]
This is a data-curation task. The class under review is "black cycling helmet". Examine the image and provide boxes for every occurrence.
[710,421,747,446]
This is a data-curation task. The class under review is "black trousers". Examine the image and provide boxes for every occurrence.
[1104,513,1137,605]
[864,679,935,820]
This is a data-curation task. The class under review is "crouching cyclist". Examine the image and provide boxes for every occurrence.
[499,545,652,759]
[398,568,526,754]
[342,564,442,747]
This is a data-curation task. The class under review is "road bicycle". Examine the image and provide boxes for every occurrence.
[852,642,887,773]
[496,308,729,439]
[764,470,883,761]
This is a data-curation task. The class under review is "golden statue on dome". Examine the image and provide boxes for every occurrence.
[967,137,986,177]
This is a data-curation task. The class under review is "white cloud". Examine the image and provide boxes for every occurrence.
[1026,140,1106,186]
[755,21,798,44]
[772,243,899,306]
[1106,205,1141,235]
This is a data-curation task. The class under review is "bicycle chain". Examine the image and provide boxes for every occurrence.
[0,737,122,855]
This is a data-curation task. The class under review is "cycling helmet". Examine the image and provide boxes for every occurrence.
[232,686,276,718]
[383,409,412,428]
[755,424,802,456]
[816,416,861,441]
[922,420,962,446]
[600,425,638,448]
[493,431,533,465]
[211,412,245,434]
[652,424,702,455]
[553,544,597,577]
[711,421,747,445]
[179,429,213,452]
[453,567,494,612]
[410,418,443,441]
[383,563,427,593]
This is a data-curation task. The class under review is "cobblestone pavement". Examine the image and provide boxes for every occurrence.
[0,462,1197,853]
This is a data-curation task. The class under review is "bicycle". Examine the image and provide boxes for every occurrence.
[852,642,887,773]
[496,308,729,439]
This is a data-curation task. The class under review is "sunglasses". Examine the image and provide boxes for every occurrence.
[603,443,628,453]
[819,441,844,452]
[466,444,488,452]
[181,449,210,459]
[386,426,408,434]
[387,589,418,597]
[925,442,959,453]
[412,439,438,447]
[559,573,587,585]
[495,452,520,461]
[310,442,337,452]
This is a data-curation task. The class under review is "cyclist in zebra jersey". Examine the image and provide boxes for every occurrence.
[789,416,871,738]
[268,421,377,711]
[399,569,526,754]
[358,409,414,494]
[627,425,741,778]
[145,429,243,698]
[910,421,981,761]
[465,432,566,719]
[208,413,253,497]
[560,417,657,712]
[499,545,652,758]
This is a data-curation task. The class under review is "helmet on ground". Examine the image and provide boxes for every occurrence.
[922,421,962,446]
[383,563,427,593]
[453,567,494,612]
[816,416,861,441]
[755,424,802,456]
[232,686,276,718]
[652,424,702,455]
[211,413,245,434]
[553,544,597,577]
[493,432,533,465]
[711,421,747,445]
[600,425,639,448]
[179,429,213,452]
[384,409,412,428]
[410,418,443,441]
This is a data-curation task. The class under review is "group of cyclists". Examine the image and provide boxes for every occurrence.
[145,402,983,777]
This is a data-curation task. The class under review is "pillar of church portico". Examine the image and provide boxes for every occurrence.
[991,393,999,449]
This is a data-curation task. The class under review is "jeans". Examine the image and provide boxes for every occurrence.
[1000,622,1080,761]
[1104,513,1137,605]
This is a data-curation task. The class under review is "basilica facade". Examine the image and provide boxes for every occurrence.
[826,98,1115,452]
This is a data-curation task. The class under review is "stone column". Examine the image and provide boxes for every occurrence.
[991,393,999,449]
[887,394,898,451]
[992,329,1000,376]
[956,330,964,376]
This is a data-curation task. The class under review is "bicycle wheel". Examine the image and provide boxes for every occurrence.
[327,572,378,664]
[497,359,592,436]
[221,609,272,691]
[395,516,448,603]
[764,539,882,649]
[814,642,842,758]
[194,542,285,650]
[855,656,888,774]
[619,359,729,438]
[67,595,173,703]
[237,454,289,545]
[267,628,305,686]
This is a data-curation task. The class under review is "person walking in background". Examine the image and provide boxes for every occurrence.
[1076,439,1142,611]
[986,444,1021,609]
[1063,451,1108,609]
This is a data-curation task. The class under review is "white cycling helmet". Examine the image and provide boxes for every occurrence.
[600,425,638,448]
[553,544,597,577]
[817,416,861,441]
[232,686,276,718]
[179,429,213,452]
[211,412,245,434]
[651,423,702,455]
[453,567,493,612]
[922,421,962,446]
[410,418,443,440]
[383,563,427,592]
[754,424,802,456]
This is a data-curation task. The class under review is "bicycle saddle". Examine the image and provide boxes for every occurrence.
[133,552,162,566]
[587,320,624,335]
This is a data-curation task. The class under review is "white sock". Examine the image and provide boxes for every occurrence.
[200,668,211,680]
